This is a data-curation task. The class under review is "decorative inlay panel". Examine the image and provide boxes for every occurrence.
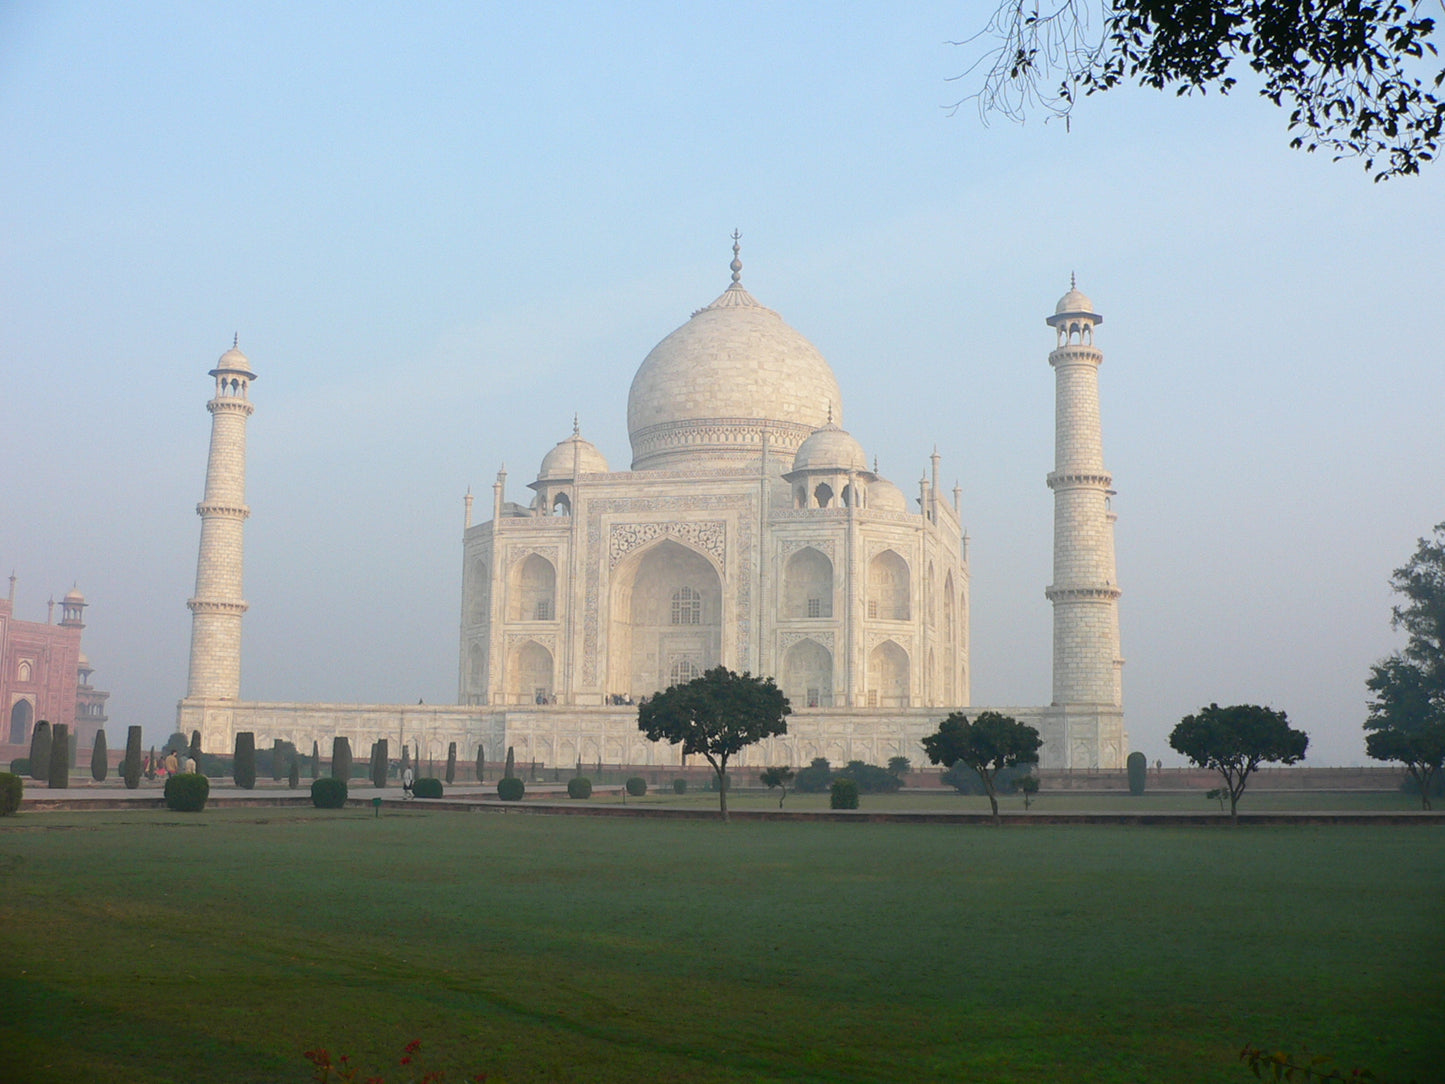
[778,537,835,562]
[608,520,725,570]
[504,632,557,652]
[779,630,834,654]
[507,544,560,565]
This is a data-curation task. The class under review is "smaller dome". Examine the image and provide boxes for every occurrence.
[77,653,90,668]
[791,422,867,474]
[211,336,256,377]
[63,586,85,603]
[868,477,909,512]
[1047,279,1101,328]
[537,430,609,481]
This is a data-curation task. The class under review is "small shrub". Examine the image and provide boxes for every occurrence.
[413,777,444,799]
[233,732,257,790]
[0,772,22,816]
[842,760,902,794]
[496,776,525,801]
[445,742,457,785]
[164,773,210,812]
[271,738,285,781]
[123,726,143,789]
[9,758,29,776]
[1127,751,1147,796]
[830,777,860,809]
[475,744,485,783]
[672,778,687,794]
[288,757,299,789]
[371,739,388,789]
[311,777,348,809]
[146,746,157,781]
[705,773,731,793]
[567,776,593,799]
[794,757,832,793]
[625,776,647,797]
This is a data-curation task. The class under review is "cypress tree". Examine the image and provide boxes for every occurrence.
[445,742,457,785]
[371,739,388,789]
[475,744,485,783]
[330,736,352,781]
[146,746,157,781]
[288,756,300,789]
[47,724,70,789]
[233,732,256,789]
[123,726,143,789]
[504,745,516,780]
[400,745,410,774]
[189,730,202,764]
[29,721,51,782]
[310,740,320,780]
[271,738,284,781]
[91,730,109,782]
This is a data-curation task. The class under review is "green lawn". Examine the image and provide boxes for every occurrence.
[1,808,1440,1083]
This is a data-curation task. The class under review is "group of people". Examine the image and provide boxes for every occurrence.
[606,693,636,706]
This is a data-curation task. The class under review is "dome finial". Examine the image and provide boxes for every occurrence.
[233,332,239,349]
[573,412,580,436]
[1070,271,1076,290]
[730,229,742,284]
[826,399,833,424]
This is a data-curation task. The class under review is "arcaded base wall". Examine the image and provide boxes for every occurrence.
[179,698,1124,770]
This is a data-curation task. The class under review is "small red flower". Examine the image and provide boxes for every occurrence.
[405,1040,423,1054]
[400,1056,412,1066]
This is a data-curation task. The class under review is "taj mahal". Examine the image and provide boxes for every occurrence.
[178,239,1126,771]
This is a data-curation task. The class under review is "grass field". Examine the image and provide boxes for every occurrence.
[1,808,1441,1083]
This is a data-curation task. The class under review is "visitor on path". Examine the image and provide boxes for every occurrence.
[402,766,414,800]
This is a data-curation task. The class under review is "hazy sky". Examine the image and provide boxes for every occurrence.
[2,3,1440,765]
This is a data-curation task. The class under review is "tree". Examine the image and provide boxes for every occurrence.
[1013,772,1040,810]
[1365,522,1445,808]
[923,711,1042,824]
[161,731,189,757]
[233,733,257,790]
[957,0,1444,180]
[1169,703,1308,820]
[310,739,320,780]
[91,729,108,783]
[759,766,795,808]
[887,755,911,779]
[637,666,791,821]
[189,730,203,764]
[504,746,516,780]
[475,743,486,783]
[446,742,457,785]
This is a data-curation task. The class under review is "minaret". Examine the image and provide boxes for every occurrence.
[185,337,256,699]
[1045,281,1123,713]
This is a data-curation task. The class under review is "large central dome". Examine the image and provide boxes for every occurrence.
[627,251,842,471]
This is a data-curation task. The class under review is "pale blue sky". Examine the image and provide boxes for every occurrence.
[2,2,1440,764]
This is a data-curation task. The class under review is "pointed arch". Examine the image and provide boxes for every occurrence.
[608,538,722,700]
[782,638,833,708]
[783,546,833,619]
[9,699,33,745]
[507,640,554,704]
[867,640,909,707]
[508,553,556,621]
[868,549,910,620]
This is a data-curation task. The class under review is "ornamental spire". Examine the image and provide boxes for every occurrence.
[730,229,742,284]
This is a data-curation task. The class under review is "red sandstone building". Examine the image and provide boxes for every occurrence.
[1,575,108,759]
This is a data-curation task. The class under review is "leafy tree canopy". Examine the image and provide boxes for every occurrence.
[1365,522,1445,808]
[1169,703,1308,819]
[957,0,1444,179]
[637,666,790,820]
[922,711,1042,822]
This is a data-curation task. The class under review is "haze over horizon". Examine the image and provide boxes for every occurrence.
[2,3,1439,766]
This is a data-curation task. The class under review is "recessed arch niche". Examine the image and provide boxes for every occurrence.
[783,546,833,619]
[608,538,722,700]
[508,554,556,622]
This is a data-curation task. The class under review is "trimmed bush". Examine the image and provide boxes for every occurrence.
[504,746,516,779]
[625,776,647,797]
[672,778,687,795]
[413,777,444,799]
[91,730,109,782]
[0,772,22,816]
[164,773,210,812]
[496,776,525,801]
[1127,751,1148,796]
[445,742,457,785]
[28,722,51,782]
[123,726,143,789]
[189,730,202,764]
[288,757,300,788]
[794,757,833,793]
[233,732,257,790]
[330,736,352,782]
[271,739,284,781]
[842,760,902,794]
[310,740,320,780]
[146,747,157,781]
[48,724,70,789]
[830,777,860,810]
[567,776,593,799]
[311,777,348,808]
[10,758,29,775]
[475,744,485,783]
[371,739,389,789]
